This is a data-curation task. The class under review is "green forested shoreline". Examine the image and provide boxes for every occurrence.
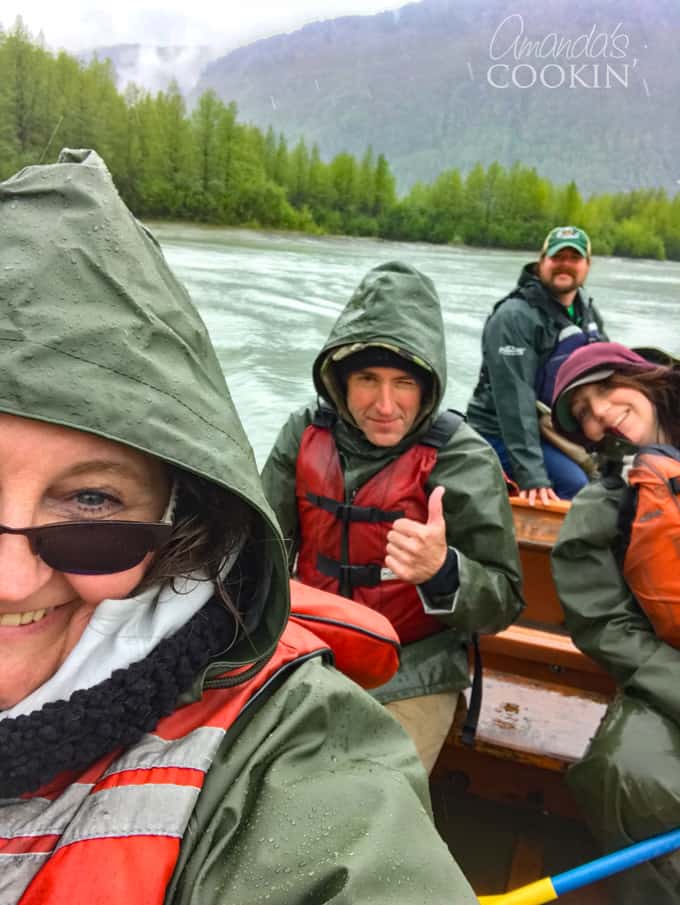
[2,21,679,260]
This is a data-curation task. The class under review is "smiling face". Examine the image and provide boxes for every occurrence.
[0,413,170,709]
[537,247,590,303]
[346,366,423,447]
[569,381,660,446]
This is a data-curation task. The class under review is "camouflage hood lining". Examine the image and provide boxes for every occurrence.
[318,341,439,432]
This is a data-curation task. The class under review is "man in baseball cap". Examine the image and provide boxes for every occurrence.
[467,224,607,504]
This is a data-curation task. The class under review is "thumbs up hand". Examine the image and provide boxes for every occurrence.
[385,486,448,585]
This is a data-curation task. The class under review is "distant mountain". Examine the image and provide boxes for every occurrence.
[80,44,216,95]
[189,0,680,195]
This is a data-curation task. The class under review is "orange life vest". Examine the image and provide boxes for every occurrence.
[6,587,400,904]
[620,445,680,647]
[289,579,400,687]
[295,410,460,644]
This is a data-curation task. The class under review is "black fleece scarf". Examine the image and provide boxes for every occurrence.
[0,598,237,799]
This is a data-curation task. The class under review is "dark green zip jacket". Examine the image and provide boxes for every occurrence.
[467,263,607,489]
[262,262,523,702]
[551,475,680,903]
[0,152,479,904]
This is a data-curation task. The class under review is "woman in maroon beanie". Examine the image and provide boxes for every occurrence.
[550,341,680,904]
[551,341,679,450]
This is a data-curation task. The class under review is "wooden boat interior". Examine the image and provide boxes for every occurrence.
[432,497,615,903]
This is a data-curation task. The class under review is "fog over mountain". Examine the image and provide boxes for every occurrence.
[188,0,679,195]
[79,44,217,95]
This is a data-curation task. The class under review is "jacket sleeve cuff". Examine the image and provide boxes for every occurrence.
[417,547,460,613]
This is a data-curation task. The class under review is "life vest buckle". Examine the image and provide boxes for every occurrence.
[316,553,382,588]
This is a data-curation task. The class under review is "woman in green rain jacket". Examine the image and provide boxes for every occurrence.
[0,151,479,904]
[551,341,680,905]
[261,261,524,771]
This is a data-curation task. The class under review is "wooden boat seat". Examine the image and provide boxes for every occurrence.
[453,669,609,772]
[435,661,610,818]
[437,622,612,813]
[443,623,611,780]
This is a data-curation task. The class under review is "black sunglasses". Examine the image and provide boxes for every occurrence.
[0,520,174,575]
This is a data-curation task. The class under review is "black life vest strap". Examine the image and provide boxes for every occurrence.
[306,492,404,524]
[316,553,383,588]
[460,633,482,747]
[615,482,638,569]
[312,403,337,429]
[420,409,464,449]
[671,477,680,495]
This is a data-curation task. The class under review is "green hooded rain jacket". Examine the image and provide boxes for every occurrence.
[262,262,524,703]
[552,477,680,904]
[0,151,479,905]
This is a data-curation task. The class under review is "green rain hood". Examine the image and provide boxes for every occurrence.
[313,261,445,437]
[0,149,288,665]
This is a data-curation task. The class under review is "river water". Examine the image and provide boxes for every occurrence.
[151,222,680,466]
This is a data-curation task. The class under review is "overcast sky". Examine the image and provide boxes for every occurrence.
[3,1,408,52]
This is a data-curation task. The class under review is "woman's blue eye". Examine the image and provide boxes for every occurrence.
[74,490,113,508]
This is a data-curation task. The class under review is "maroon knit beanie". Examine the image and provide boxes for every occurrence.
[551,342,658,439]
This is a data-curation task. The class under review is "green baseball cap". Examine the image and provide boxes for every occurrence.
[542,226,591,259]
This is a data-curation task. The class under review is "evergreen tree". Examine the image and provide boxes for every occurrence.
[357,146,375,216]
[216,99,238,215]
[558,180,583,226]
[263,125,277,181]
[3,18,48,166]
[152,81,193,217]
[373,153,396,216]
[462,163,488,245]
[116,84,146,210]
[307,143,335,218]
[287,138,310,208]
[191,90,226,220]
[272,132,289,186]
[426,169,463,243]
[0,29,20,175]
[329,152,358,216]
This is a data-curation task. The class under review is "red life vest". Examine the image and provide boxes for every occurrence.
[619,445,680,647]
[295,412,459,644]
[7,586,400,904]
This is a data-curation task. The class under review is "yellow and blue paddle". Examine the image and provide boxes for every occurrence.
[478,827,680,904]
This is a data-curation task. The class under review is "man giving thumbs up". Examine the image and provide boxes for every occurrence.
[262,262,523,772]
[386,485,448,584]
